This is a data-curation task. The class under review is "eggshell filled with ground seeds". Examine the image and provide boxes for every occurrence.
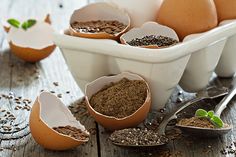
[29,92,89,150]
[4,14,56,62]
[69,2,130,40]
[85,72,151,131]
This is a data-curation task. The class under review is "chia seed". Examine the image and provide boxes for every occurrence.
[126,35,179,48]
[110,128,168,146]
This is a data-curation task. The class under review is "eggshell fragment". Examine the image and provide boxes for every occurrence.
[85,72,151,131]
[5,15,56,62]
[157,0,218,41]
[29,92,89,150]
[214,0,236,22]
[120,22,179,49]
[69,2,130,40]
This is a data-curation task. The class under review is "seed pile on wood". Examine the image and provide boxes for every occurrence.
[126,35,179,48]
[53,125,89,141]
[89,78,147,118]
[110,128,168,146]
[68,98,89,122]
[178,117,215,128]
[71,20,127,35]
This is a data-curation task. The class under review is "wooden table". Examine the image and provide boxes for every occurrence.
[1,0,236,157]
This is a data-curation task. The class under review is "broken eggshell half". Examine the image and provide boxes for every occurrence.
[120,22,179,49]
[85,72,151,131]
[69,2,130,40]
[4,15,56,62]
[29,92,89,150]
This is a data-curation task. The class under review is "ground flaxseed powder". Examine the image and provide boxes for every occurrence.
[89,78,148,118]
[178,117,215,129]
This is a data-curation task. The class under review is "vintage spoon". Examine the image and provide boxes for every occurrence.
[176,79,236,137]
[110,86,228,147]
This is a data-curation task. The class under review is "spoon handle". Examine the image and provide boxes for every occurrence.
[215,79,236,117]
[157,97,203,135]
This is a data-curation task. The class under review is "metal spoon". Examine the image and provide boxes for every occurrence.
[176,79,236,137]
[110,86,228,147]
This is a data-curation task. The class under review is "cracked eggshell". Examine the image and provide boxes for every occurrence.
[120,22,179,49]
[69,2,130,40]
[85,72,151,131]
[29,92,89,150]
[5,15,56,62]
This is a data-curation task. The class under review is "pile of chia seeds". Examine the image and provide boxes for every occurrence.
[110,128,168,146]
[126,35,179,48]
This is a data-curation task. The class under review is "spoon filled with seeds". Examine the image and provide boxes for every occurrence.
[110,85,229,147]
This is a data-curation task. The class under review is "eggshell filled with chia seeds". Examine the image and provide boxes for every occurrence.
[69,2,130,40]
[4,14,56,62]
[29,92,89,150]
[85,72,151,131]
[120,22,179,49]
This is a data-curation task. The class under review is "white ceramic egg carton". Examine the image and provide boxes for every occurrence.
[53,19,236,110]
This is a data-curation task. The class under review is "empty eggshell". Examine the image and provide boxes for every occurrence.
[120,22,179,49]
[85,72,151,131]
[5,15,56,62]
[69,2,130,40]
[29,92,89,150]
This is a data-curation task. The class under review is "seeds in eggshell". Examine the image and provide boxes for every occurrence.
[71,20,127,35]
[126,35,179,48]
[89,78,147,118]
[110,128,168,146]
[53,125,89,141]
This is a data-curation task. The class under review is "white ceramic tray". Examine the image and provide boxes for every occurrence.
[53,20,236,110]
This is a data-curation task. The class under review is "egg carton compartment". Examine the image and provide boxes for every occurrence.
[53,20,236,110]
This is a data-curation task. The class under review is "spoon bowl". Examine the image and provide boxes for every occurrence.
[176,124,232,137]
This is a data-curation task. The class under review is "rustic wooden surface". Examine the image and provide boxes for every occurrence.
[1,0,236,157]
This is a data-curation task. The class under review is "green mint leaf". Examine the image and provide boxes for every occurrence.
[207,111,214,119]
[195,109,208,118]
[7,18,20,28]
[211,116,223,128]
[27,19,36,28]
[21,21,28,30]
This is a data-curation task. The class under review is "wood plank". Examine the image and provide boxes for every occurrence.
[0,0,98,157]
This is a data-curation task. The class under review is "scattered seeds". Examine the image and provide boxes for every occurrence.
[53,82,59,86]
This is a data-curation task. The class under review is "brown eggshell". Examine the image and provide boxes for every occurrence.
[69,2,130,40]
[29,92,89,150]
[6,15,56,62]
[9,42,56,62]
[157,0,218,41]
[120,22,179,49]
[85,72,151,131]
[214,0,236,22]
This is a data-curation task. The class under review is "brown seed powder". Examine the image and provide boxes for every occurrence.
[178,117,215,129]
[89,78,148,118]
[53,125,89,141]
